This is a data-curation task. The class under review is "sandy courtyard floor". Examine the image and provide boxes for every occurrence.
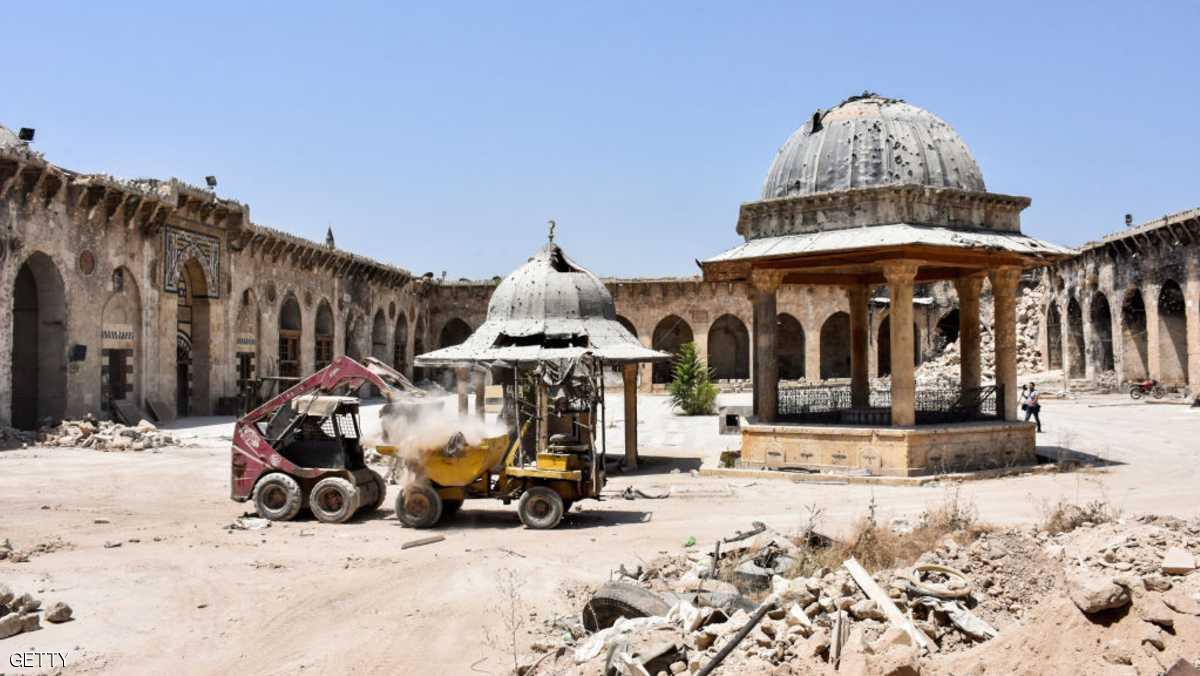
[0,392,1197,674]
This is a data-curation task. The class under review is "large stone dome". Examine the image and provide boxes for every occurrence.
[486,243,615,326]
[761,93,985,200]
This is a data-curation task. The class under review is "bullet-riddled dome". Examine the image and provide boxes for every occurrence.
[761,93,985,200]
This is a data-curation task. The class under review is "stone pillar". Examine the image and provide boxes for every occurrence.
[1144,284,1161,380]
[848,285,870,408]
[954,273,985,392]
[1185,278,1200,392]
[455,367,469,416]
[623,363,638,470]
[750,270,782,423]
[990,267,1022,421]
[1080,295,1096,381]
[473,370,485,420]
[882,262,919,426]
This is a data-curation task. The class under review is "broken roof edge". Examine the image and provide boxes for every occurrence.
[1078,206,1200,252]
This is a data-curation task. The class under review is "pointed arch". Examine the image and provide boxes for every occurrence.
[820,312,851,379]
[1090,292,1114,372]
[393,312,409,374]
[314,299,334,370]
[1066,295,1085,378]
[778,313,805,380]
[1121,289,1148,381]
[651,314,693,384]
[1045,301,1063,370]
[707,314,749,380]
[102,266,143,411]
[11,252,67,429]
[1158,280,1188,384]
[278,294,302,378]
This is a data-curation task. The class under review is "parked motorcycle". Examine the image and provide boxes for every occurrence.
[1129,379,1165,400]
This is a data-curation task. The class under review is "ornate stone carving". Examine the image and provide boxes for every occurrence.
[163,227,220,298]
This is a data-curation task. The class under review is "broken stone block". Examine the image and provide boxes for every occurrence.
[1162,590,1200,616]
[44,601,72,623]
[1161,547,1196,575]
[19,613,39,633]
[0,614,23,639]
[1143,574,1173,592]
[850,598,886,621]
[12,593,40,613]
[1139,596,1176,628]
[1068,572,1131,614]
[868,626,912,655]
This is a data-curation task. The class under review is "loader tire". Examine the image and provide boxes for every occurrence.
[517,487,564,530]
[362,470,387,513]
[442,499,463,518]
[310,477,359,524]
[582,582,672,632]
[396,483,442,528]
[253,473,303,522]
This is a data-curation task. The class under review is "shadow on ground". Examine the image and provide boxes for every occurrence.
[607,454,703,477]
[1035,445,1126,468]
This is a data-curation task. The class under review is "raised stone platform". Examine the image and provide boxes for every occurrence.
[739,420,1036,477]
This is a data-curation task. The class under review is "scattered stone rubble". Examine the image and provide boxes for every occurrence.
[0,583,72,640]
[37,417,180,451]
[528,513,1200,675]
[0,537,72,563]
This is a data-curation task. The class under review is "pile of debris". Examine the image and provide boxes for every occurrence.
[0,426,38,450]
[528,513,1200,675]
[0,538,72,563]
[0,583,72,639]
[38,417,179,451]
[916,284,1047,387]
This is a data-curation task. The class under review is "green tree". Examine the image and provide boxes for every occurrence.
[668,342,719,415]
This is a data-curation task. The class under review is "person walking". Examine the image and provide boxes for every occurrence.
[1023,382,1042,432]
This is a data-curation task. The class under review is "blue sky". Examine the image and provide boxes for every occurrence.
[3,1,1198,278]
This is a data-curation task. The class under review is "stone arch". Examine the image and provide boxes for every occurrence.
[372,309,389,361]
[615,315,638,338]
[235,288,261,388]
[439,318,472,348]
[1066,295,1085,379]
[176,258,212,416]
[314,299,334,370]
[778,313,805,380]
[935,309,959,352]
[101,266,142,411]
[651,314,693,384]
[1157,280,1188,384]
[1090,291,1115,373]
[876,315,921,377]
[393,312,409,374]
[278,294,302,378]
[820,312,851,379]
[11,252,68,429]
[1121,289,1148,382]
[707,314,749,380]
[1045,301,1063,370]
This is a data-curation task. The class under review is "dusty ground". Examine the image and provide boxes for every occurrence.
[1,392,1198,675]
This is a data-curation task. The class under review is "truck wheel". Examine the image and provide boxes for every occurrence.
[517,487,564,529]
[361,470,387,513]
[310,477,359,524]
[396,484,442,528]
[253,473,303,522]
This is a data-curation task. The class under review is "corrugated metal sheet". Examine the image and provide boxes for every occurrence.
[416,243,669,366]
[761,93,985,200]
[704,223,1076,264]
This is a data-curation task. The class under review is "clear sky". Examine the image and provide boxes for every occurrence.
[3,1,1198,279]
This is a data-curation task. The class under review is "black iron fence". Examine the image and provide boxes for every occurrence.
[777,384,1003,426]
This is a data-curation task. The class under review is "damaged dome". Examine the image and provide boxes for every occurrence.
[761,92,985,200]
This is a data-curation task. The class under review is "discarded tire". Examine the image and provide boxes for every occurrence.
[310,477,359,524]
[518,486,564,530]
[582,582,672,632]
[252,473,303,522]
[396,483,443,528]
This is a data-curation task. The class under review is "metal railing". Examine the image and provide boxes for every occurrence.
[777,384,1002,425]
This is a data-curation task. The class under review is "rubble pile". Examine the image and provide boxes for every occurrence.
[529,514,1200,675]
[0,537,71,563]
[38,418,179,451]
[916,284,1047,387]
[0,583,73,640]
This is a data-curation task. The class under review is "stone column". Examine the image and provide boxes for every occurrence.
[473,370,485,420]
[623,363,638,470]
[1144,284,1161,380]
[848,284,870,408]
[455,367,469,416]
[954,273,985,392]
[882,262,919,426]
[1185,277,1200,392]
[750,270,782,423]
[1080,295,1096,380]
[989,267,1022,421]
